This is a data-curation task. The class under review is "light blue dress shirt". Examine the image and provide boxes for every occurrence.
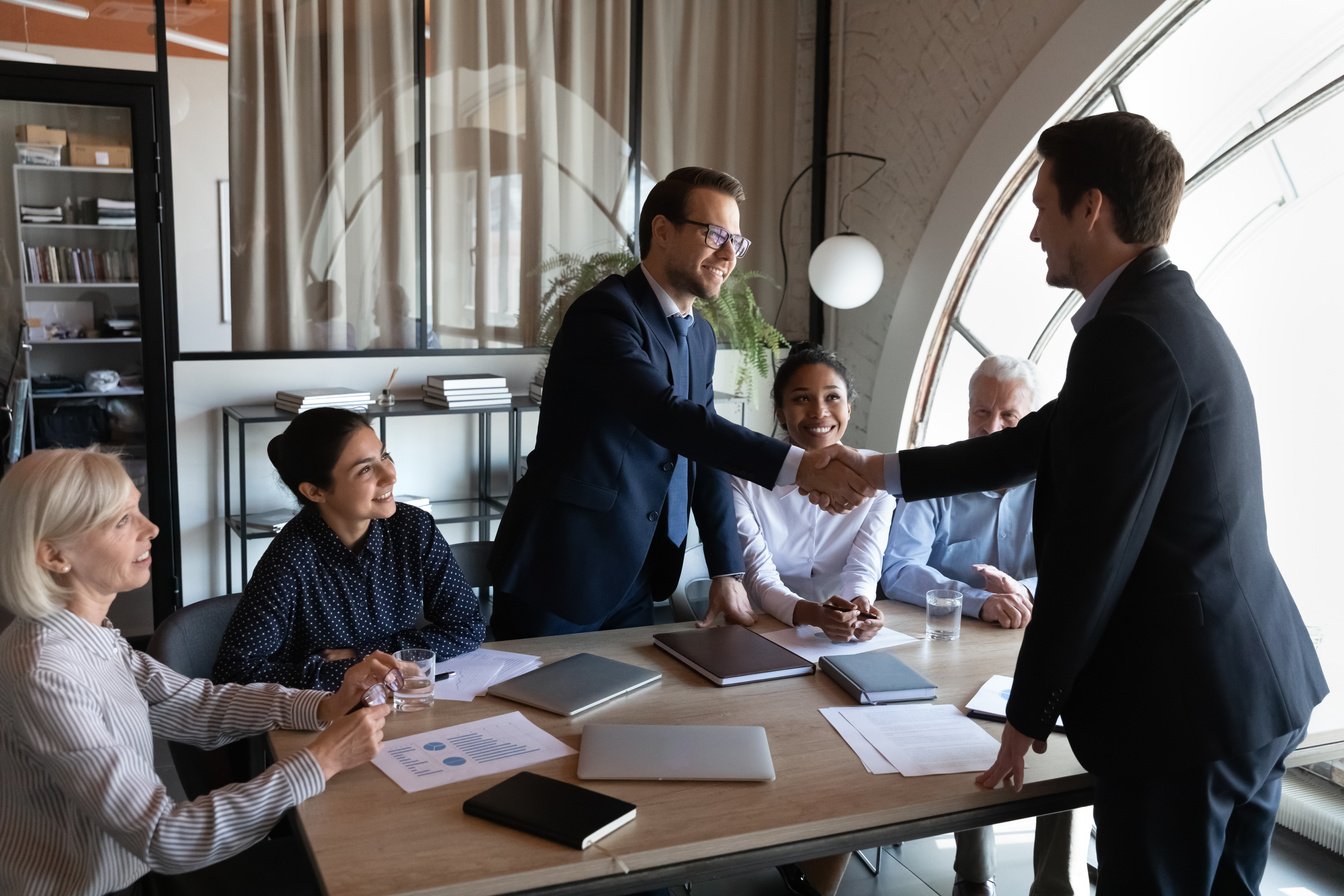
[881,482,1038,619]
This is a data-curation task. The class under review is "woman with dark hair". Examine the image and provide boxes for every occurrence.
[733,346,897,896]
[0,448,392,896]
[214,408,485,690]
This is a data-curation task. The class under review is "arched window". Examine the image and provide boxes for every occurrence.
[914,0,1342,722]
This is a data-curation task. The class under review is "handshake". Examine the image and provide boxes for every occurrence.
[796,444,885,513]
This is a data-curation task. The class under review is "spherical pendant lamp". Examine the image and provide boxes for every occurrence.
[808,233,884,309]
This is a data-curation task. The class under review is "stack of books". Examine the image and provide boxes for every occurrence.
[275,386,371,414]
[422,373,511,409]
[528,366,545,405]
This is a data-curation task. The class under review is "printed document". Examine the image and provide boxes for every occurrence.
[821,704,1001,775]
[433,647,543,701]
[372,711,574,793]
[763,624,916,666]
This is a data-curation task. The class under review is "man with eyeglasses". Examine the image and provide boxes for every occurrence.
[490,166,873,640]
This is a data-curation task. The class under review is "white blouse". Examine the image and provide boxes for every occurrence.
[731,449,896,625]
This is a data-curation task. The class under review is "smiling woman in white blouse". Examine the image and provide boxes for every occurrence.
[213,407,485,690]
[0,447,394,896]
[731,345,897,896]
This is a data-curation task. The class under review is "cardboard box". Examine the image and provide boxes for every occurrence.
[15,124,67,146]
[69,136,131,169]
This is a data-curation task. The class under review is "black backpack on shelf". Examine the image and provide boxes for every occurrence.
[35,399,110,449]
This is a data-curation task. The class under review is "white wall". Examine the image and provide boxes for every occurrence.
[825,0,1168,449]
[172,349,776,604]
[166,56,231,352]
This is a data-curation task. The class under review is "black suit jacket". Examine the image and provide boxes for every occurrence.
[490,268,789,625]
[901,248,1326,773]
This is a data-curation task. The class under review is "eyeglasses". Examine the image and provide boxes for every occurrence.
[680,219,752,258]
[348,666,404,713]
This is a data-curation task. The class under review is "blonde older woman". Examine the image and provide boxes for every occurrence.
[0,448,394,896]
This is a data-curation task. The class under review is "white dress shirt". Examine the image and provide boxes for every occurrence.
[732,448,896,625]
[0,611,328,896]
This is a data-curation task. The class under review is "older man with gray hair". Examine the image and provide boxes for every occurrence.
[881,354,1087,896]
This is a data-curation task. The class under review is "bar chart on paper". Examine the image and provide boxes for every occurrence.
[372,711,576,793]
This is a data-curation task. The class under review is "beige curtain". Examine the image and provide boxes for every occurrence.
[427,0,631,347]
[230,0,418,351]
[642,0,804,331]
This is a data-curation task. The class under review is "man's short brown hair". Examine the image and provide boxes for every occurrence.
[1037,111,1184,245]
[638,167,746,259]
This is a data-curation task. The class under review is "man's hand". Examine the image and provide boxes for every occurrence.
[797,444,876,513]
[696,575,757,628]
[973,563,1033,628]
[979,593,1033,628]
[976,721,1047,793]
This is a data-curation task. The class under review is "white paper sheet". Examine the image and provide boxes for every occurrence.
[371,710,575,793]
[827,704,1002,776]
[966,674,1064,730]
[819,706,899,774]
[762,624,916,665]
[432,647,542,701]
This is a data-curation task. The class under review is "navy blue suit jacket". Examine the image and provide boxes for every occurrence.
[900,248,1326,773]
[490,268,789,625]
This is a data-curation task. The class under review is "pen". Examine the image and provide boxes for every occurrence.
[435,669,458,681]
[823,600,879,621]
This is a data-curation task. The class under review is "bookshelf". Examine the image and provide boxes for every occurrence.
[13,162,143,455]
[221,397,538,592]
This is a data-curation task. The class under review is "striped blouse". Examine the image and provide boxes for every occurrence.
[0,610,328,896]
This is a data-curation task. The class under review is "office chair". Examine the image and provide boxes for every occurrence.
[670,576,713,623]
[146,593,262,800]
[449,540,494,638]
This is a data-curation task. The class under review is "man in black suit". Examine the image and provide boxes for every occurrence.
[843,113,1327,894]
[490,167,872,639]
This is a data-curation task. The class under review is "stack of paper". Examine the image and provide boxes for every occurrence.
[432,647,543,702]
[275,387,371,414]
[422,373,510,409]
[820,703,1002,776]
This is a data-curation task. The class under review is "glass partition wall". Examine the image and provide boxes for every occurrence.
[222,0,805,354]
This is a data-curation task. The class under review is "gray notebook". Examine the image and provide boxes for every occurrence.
[486,653,661,716]
[577,723,776,781]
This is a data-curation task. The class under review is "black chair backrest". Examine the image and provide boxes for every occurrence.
[146,594,259,799]
[450,541,494,636]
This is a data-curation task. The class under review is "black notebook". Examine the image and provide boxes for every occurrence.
[652,625,813,686]
[819,650,937,704]
[463,771,636,849]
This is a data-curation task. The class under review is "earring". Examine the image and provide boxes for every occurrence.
[60,565,71,573]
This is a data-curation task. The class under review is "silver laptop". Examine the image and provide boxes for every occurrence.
[577,723,776,781]
[485,653,661,717]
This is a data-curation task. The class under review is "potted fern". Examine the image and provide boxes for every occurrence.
[535,248,787,397]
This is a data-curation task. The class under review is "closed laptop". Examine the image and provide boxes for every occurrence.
[486,652,661,716]
[577,723,776,781]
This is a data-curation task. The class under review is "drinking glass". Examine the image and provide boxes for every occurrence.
[392,648,435,711]
[925,590,963,641]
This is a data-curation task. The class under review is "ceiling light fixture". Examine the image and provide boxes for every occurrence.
[165,28,228,58]
[1,0,89,20]
[778,151,888,311]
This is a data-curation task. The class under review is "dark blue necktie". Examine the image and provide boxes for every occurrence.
[666,313,693,545]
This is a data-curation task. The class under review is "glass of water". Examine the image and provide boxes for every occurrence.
[392,648,435,711]
[925,590,963,641]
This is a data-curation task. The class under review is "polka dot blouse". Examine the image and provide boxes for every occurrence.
[213,503,486,690]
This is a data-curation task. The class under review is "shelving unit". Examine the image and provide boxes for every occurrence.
[13,162,143,454]
[221,396,539,592]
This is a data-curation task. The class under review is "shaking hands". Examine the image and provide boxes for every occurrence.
[796,443,883,513]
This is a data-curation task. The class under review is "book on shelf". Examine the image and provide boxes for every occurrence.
[274,387,371,413]
[652,625,813,686]
[422,392,512,410]
[528,383,543,404]
[396,494,431,508]
[818,651,937,704]
[421,385,512,400]
[426,373,507,390]
[463,771,635,850]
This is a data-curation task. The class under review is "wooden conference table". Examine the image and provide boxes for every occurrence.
[271,602,1106,895]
